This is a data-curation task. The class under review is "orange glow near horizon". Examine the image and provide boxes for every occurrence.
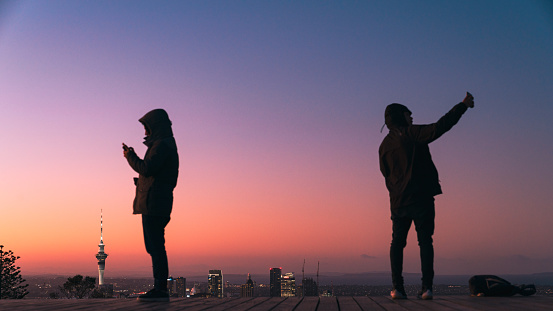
[1,1,553,278]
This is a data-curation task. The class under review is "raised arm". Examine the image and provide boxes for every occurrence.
[410,92,474,144]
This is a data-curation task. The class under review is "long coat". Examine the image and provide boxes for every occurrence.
[126,109,179,217]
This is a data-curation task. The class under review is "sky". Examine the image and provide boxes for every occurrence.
[1,0,553,281]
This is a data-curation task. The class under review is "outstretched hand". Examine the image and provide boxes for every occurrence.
[122,143,134,158]
[463,92,474,108]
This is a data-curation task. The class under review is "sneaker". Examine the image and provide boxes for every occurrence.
[391,288,407,299]
[417,289,433,300]
[137,289,170,302]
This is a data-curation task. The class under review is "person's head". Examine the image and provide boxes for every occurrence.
[139,109,173,140]
[384,103,412,130]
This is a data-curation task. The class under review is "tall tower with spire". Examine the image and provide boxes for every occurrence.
[95,209,108,286]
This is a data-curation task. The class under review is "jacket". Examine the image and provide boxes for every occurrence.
[379,103,467,210]
[126,109,179,216]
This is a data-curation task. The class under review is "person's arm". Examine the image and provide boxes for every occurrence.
[410,92,474,144]
[125,142,170,177]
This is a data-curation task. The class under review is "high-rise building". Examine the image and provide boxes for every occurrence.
[302,277,318,296]
[175,277,186,298]
[167,276,175,296]
[95,210,108,286]
[269,267,282,297]
[240,273,254,297]
[281,272,296,297]
[208,270,223,298]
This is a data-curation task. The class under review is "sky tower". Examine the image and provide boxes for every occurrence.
[95,209,108,286]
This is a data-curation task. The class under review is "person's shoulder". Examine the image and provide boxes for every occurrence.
[159,137,178,151]
[380,130,403,152]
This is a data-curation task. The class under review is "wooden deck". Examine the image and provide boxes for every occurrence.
[1,296,552,310]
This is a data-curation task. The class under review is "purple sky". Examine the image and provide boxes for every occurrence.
[1,0,553,277]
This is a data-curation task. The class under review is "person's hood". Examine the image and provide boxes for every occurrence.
[384,103,411,130]
[139,109,173,144]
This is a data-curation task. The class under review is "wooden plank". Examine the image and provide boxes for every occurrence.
[424,297,478,311]
[352,296,386,311]
[369,296,408,311]
[109,299,174,311]
[216,297,271,311]
[434,296,486,311]
[401,298,459,311]
[317,297,339,311]
[191,297,252,311]
[248,297,287,311]
[390,298,441,311]
[520,296,553,309]
[2,296,553,311]
[102,299,157,311]
[161,297,236,311]
[0,300,57,311]
[70,300,120,311]
[271,297,303,311]
[440,295,553,311]
[337,296,362,311]
[164,298,215,311]
[292,297,319,311]
[444,295,526,311]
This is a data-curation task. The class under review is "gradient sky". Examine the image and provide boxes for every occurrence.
[1,0,553,280]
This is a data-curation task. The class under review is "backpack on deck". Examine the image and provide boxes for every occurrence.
[469,275,536,297]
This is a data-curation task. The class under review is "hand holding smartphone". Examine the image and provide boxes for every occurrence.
[463,92,475,108]
[122,143,134,158]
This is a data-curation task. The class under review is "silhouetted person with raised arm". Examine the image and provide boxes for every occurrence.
[379,93,474,300]
[123,109,179,302]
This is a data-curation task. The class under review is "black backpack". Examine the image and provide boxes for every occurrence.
[469,275,536,296]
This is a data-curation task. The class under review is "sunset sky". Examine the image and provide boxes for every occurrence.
[1,0,553,280]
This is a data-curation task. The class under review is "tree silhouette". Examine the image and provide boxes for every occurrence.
[59,275,96,299]
[0,245,29,299]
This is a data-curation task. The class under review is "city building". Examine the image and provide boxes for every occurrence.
[95,210,108,286]
[240,273,254,297]
[167,276,175,296]
[302,277,318,296]
[281,272,296,297]
[208,270,223,298]
[270,267,282,297]
[175,277,186,298]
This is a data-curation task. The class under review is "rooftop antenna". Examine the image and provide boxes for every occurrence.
[302,259,305,282]
[100,209,104,243]
[317,260,319,286]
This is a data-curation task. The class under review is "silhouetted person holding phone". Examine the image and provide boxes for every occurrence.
[379,92,474,300]
[123,109,179,302]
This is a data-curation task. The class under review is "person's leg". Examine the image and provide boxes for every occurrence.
[413,200,435,291]
[142,215,171,291]
[390,215,412,292]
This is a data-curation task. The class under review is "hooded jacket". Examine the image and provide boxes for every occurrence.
[379,103,467,211]
[126,109,179,216]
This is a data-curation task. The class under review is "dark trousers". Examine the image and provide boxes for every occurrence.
[142,215,171,291]
[390,199,435,290]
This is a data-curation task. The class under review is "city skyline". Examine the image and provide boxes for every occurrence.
[1,0,553,278]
